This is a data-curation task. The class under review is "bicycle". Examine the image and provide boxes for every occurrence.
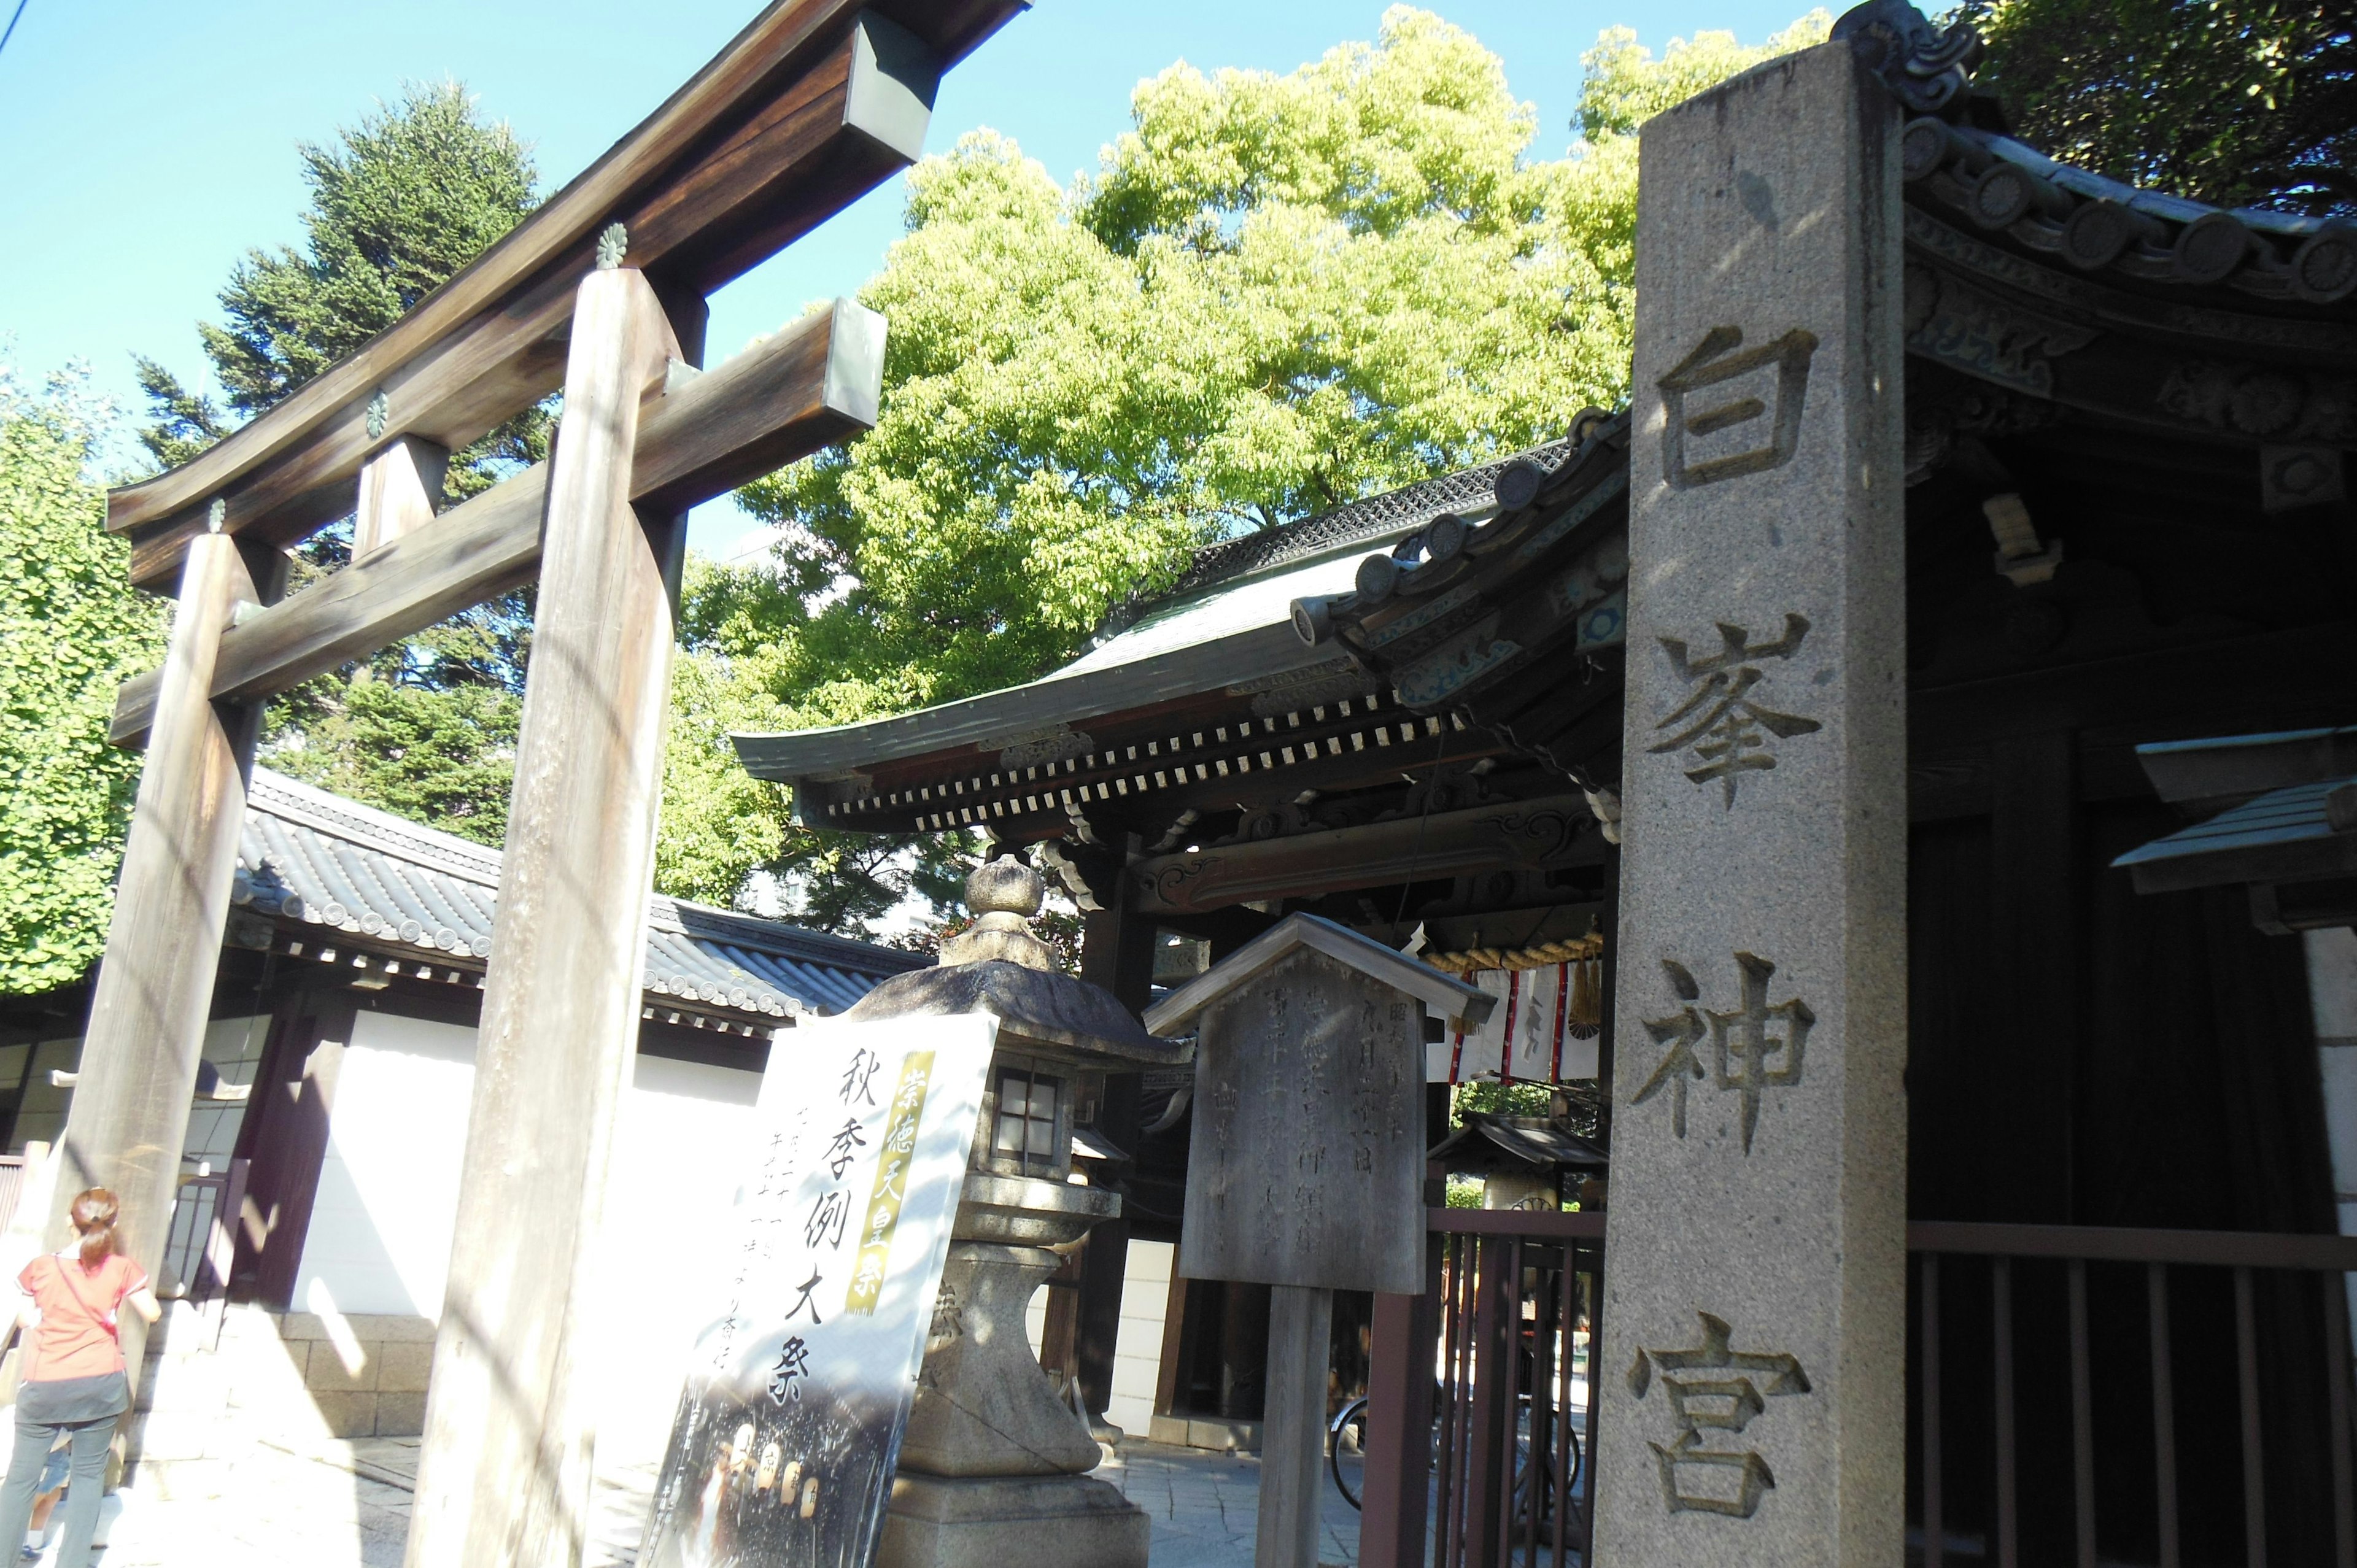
[1328,1391,1584,1537]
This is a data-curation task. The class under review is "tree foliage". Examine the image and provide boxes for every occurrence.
[91,2,2323,948]
[1962,0,2355,216]
[137,79,546,489]
[0,366,166,991]
[679,7,1826,932]
[267,674,521,845]
[137,82,544,849]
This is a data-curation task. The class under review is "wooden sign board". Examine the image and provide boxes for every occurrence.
[1149,913,1492,1297]
[1182,948,1422,1294]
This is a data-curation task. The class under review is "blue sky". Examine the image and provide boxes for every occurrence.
[0,0,1810,554]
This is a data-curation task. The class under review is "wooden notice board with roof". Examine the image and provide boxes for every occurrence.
[1147,913,1490,1568]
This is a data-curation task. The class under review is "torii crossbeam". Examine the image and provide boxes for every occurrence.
[69,5,1023,1565]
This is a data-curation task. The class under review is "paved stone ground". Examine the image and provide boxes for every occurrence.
[69,1436,1361,1567]
[1105,1442,1363,1568]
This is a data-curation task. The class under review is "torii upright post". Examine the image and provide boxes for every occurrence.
[1590,24,1916,1568]
[403,258,682,1568]
[49,525,279,1370]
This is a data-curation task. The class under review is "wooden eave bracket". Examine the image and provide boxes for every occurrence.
[110,298,885,747]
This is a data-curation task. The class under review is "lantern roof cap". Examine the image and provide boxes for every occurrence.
[843,958,1190,1070]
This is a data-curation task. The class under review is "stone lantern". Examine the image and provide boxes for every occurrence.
[846,856,1188,1568]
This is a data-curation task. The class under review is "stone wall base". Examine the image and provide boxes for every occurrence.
[1147,1412,1261,1453]
[878,1472,1148,1568]
[117,1300,436,1486]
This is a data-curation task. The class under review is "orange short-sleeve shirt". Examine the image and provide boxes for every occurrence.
[19,1251,147,1383]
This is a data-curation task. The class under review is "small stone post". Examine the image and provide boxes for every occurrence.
[1591,25,1916,1568]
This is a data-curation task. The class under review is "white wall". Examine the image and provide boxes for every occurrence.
[1104,1238,1173,1439]
[293,1012,477,1320]
[290,1011,767,1461]
[589,1052,763,1462]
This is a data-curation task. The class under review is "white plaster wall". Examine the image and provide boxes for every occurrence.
[290,1011,767,1462]
[292,1012,476,1320]
[587,1052,763,1464]
[1104,1238,1173,1439]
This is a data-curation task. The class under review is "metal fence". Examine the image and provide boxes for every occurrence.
[161,1158,249,1334]
[1911,1221,2357,1568]
[1360,1208,1604,1568]
[1357,1210,2357,1568]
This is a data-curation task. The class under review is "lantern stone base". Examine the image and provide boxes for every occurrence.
[877,1472,1149,1568]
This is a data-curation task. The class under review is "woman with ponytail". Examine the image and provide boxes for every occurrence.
[0,1189,160,1566]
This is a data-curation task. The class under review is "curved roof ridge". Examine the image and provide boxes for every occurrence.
[1108,438,1577,630]
[1900,89,2354,311]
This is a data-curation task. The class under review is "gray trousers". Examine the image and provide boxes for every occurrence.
[0,1411,111,1567]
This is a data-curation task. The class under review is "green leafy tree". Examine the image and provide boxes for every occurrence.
[1961,1,2353,217]
[675,7,1827,932]
[267,674,521,844]
[0,363,166,991]
[137,81,544,846]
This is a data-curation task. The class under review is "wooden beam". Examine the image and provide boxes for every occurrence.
[110,1,1015,589]
[1071,878,1155,1420]
[407,266,681,1566]
[110,299,881,746]
[1129,792,1603,916]
[354,438,447,559]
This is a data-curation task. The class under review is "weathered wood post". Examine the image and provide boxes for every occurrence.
[1589,9,1951,1562]
[1146,914,1492,1568]
[403,254,682,1568]
[52,522,279,1370]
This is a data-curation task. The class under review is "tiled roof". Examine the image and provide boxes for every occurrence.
[2111,775,2357,894]
[1903,118,2356,309]
[1430,1113,1609,1175]
[234,769,924,1018]
[1158,443,1571,603]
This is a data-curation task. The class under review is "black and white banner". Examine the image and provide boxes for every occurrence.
[638,1014,997,1568]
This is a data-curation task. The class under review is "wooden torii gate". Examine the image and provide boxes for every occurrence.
[75,3,1021,1563]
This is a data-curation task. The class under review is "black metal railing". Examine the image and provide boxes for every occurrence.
[1358,1211,2357,1568]
[1911,1221,2357,1568]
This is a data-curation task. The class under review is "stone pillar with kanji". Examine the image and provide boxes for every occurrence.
[1590,9,1959,1564]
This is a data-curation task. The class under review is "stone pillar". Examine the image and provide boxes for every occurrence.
[56,527,277,1376]
[403,265,679,1568]
[1592,36,1906,1568]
